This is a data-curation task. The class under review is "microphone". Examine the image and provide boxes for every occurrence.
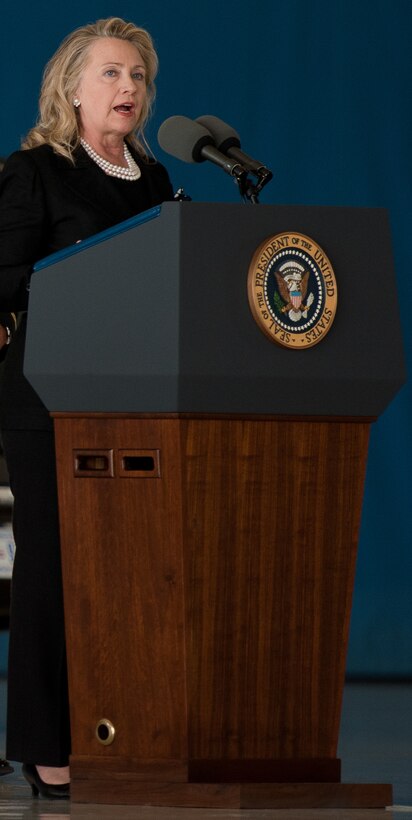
[196,115,272,180]
[157,115,248,179]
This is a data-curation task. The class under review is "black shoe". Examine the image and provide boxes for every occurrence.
[0,758,14,776]
[22,763,70,799]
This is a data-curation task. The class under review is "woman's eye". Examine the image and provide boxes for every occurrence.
[133,72,145,81]
[104,69,117,77]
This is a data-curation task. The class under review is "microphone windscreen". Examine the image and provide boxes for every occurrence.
[157,116,214,163]
[196,115,241,152]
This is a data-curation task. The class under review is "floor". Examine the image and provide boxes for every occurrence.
[0,679,411,819]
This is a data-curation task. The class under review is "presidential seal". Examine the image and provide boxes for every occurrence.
[247,232,338,349]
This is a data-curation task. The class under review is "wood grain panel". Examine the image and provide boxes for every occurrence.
[181,419,370,760]
[55,417,187,760]
[53,414,379,805]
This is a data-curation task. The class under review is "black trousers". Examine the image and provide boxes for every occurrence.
[1,428,71,765]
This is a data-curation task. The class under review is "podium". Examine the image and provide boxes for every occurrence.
[25,203,405,808]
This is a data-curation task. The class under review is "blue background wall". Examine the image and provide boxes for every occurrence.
[1,0,411,676]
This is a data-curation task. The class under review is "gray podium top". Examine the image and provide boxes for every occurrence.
[24,202,406,417]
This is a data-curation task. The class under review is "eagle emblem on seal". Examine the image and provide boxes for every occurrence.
[275,261,315,322]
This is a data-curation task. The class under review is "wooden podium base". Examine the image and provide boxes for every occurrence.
[54,414,391,810]
[70,758,392,808]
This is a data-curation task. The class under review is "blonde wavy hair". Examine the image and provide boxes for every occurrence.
[23,17,159,161]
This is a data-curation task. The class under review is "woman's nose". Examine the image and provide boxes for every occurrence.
[120,75,136,93]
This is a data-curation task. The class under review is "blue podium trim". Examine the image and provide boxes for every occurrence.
[33,205,162,272]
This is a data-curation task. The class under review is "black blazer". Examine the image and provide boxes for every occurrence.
[0,143,174,429]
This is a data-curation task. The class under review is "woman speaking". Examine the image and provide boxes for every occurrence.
[0,17,173,798]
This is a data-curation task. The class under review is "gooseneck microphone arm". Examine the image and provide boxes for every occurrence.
[196,143,248,183]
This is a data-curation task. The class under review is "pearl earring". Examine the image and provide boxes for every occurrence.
[73,98,81,108]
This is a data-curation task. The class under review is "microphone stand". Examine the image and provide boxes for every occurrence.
[236,167,273,205]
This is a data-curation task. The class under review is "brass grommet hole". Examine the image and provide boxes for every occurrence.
[95,718,116,745]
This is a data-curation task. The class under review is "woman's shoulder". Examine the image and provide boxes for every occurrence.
[0,148,42,196]
[1,145,62,185]
[3,144,53,166]
[3,144,71,175]
[0,145,75,206]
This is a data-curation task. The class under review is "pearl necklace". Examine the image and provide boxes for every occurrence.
[80,138,141,181]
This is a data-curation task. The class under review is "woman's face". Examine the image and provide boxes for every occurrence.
[75,37,147,145]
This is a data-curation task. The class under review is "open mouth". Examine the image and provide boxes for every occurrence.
[113,103,134,114]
